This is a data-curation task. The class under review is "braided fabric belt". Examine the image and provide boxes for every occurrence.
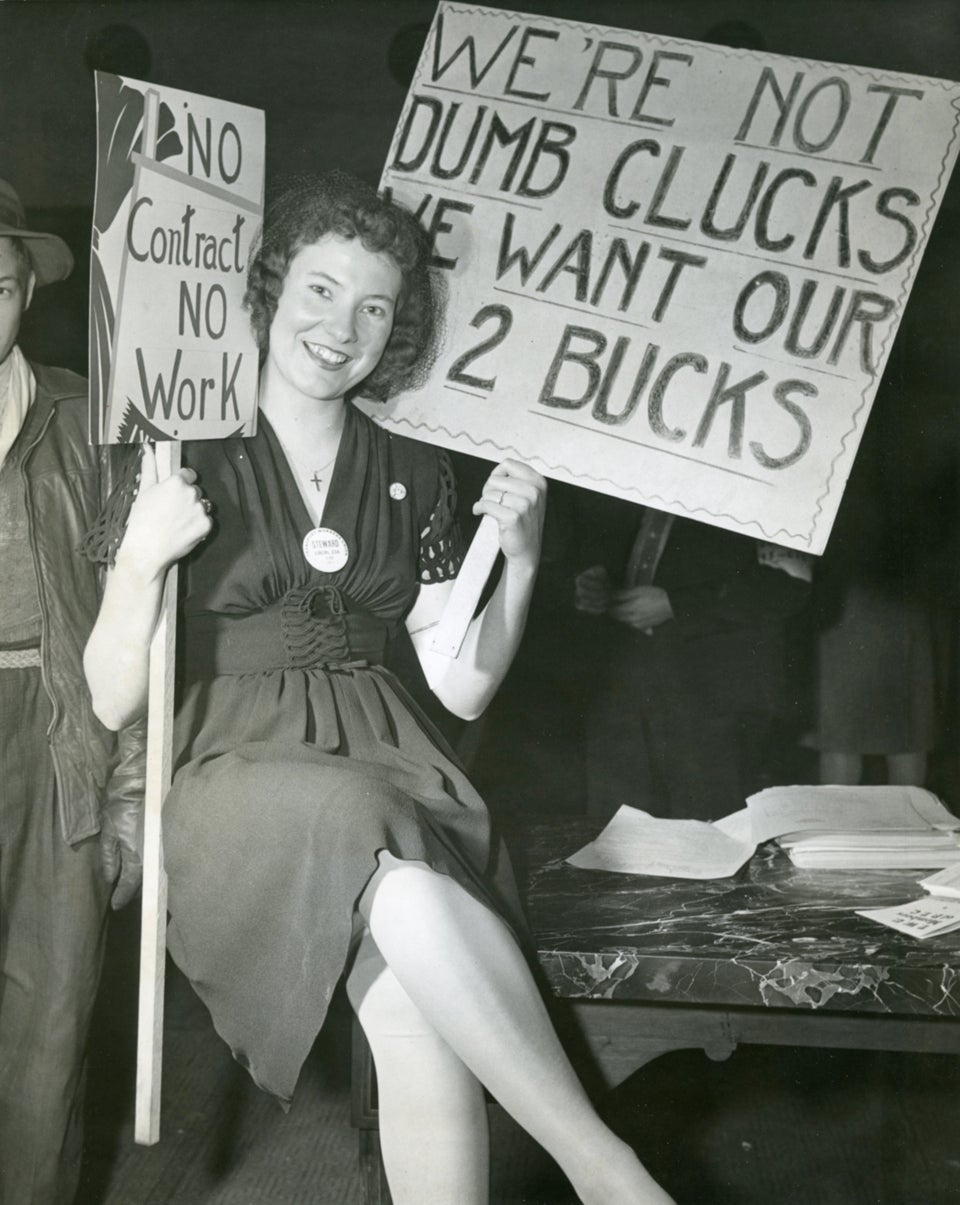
[0,647,41,669]
[183,585,391,678]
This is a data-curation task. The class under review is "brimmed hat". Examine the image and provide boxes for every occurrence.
[0,177,73,285]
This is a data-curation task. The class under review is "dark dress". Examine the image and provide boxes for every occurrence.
[162,404,520,1104]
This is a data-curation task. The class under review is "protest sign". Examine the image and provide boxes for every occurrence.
[86,75,264,1144]
[89,73,264,444]
[359,2,960,553]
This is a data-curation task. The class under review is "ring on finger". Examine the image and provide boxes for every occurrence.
[496,490,505,505]
[200,497,213,514]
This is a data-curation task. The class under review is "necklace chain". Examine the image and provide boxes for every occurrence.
[286,449,338,492]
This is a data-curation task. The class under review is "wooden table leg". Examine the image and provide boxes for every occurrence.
[351,1018,392,1205]
[358,1129,392,1205]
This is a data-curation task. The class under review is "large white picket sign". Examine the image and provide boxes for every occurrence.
[360,2,960,553]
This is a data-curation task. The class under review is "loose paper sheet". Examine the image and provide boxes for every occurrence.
[919,864,960,899]
[89,73,265,444]
[565,804,754,879]
[360,2,960,552]
[857,897,960,939]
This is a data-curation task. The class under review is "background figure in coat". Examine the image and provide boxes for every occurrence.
[0,178,144,1205]
[803,375,949,789]
[574,492,811,821]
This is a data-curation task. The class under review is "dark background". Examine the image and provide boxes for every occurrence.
[2,0,958,806]
[3,0,960,388]
[4,11,957,1200]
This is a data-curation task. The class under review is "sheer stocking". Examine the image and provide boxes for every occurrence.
[353,861,674,1204]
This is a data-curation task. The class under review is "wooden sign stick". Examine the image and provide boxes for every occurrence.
[135,437,180,1146]
[92,77,264,1144]
[431,514,501,659]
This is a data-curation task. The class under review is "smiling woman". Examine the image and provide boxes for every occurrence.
[244,171,439,404]
[81,169,674,1205]
[240,172,431,526]
[263,235,400,407]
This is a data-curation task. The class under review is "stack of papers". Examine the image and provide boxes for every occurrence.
[750,785,960,870]
[779,831,960,869]
[564,786,960,880]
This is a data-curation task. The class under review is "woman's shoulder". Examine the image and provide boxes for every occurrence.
[354,405,450,485]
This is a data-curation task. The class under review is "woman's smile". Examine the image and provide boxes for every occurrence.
[304,341,352,369]
[265,233,401,406]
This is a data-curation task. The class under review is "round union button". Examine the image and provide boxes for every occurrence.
[302,527,349,572]
[389,481,407,500]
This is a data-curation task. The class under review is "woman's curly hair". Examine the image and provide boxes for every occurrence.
[244,170,443,401]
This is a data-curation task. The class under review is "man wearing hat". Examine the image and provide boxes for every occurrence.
[0,178,144,1205]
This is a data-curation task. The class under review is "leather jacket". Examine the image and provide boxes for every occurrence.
[19,361,145,845]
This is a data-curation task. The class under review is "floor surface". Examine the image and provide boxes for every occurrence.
[77,904,960,1204]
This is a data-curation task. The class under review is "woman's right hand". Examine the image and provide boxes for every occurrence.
[116,443,213,581]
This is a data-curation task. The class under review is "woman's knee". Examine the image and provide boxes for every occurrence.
[371,856,453,913]
[359,853,451,929]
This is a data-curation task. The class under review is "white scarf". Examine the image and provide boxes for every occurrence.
[0,346,36,472]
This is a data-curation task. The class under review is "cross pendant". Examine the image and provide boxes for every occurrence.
[311,472,323,491]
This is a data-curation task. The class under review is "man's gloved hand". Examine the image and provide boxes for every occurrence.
[100,716,147,909]
[100,792,144,909]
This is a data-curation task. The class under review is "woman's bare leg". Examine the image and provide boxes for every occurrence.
[364,862,674,1205]
[819,751,862,784]
[346,935,489,1205]
[821,750,927,788]
[886,752,926,787]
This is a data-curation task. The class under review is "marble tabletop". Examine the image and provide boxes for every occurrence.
[511,819,960,1018]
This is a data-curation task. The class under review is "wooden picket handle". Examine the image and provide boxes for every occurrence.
[430,514,501,658]
[135,439,180,1145]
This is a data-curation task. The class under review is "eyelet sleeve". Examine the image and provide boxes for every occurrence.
[417,451,464,584]
[79,444,143,566]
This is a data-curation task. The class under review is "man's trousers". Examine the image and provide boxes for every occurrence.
[0,667,110,1205]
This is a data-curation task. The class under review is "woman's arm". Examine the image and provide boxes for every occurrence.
[84,444,212,730]
[406,459,546,721]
